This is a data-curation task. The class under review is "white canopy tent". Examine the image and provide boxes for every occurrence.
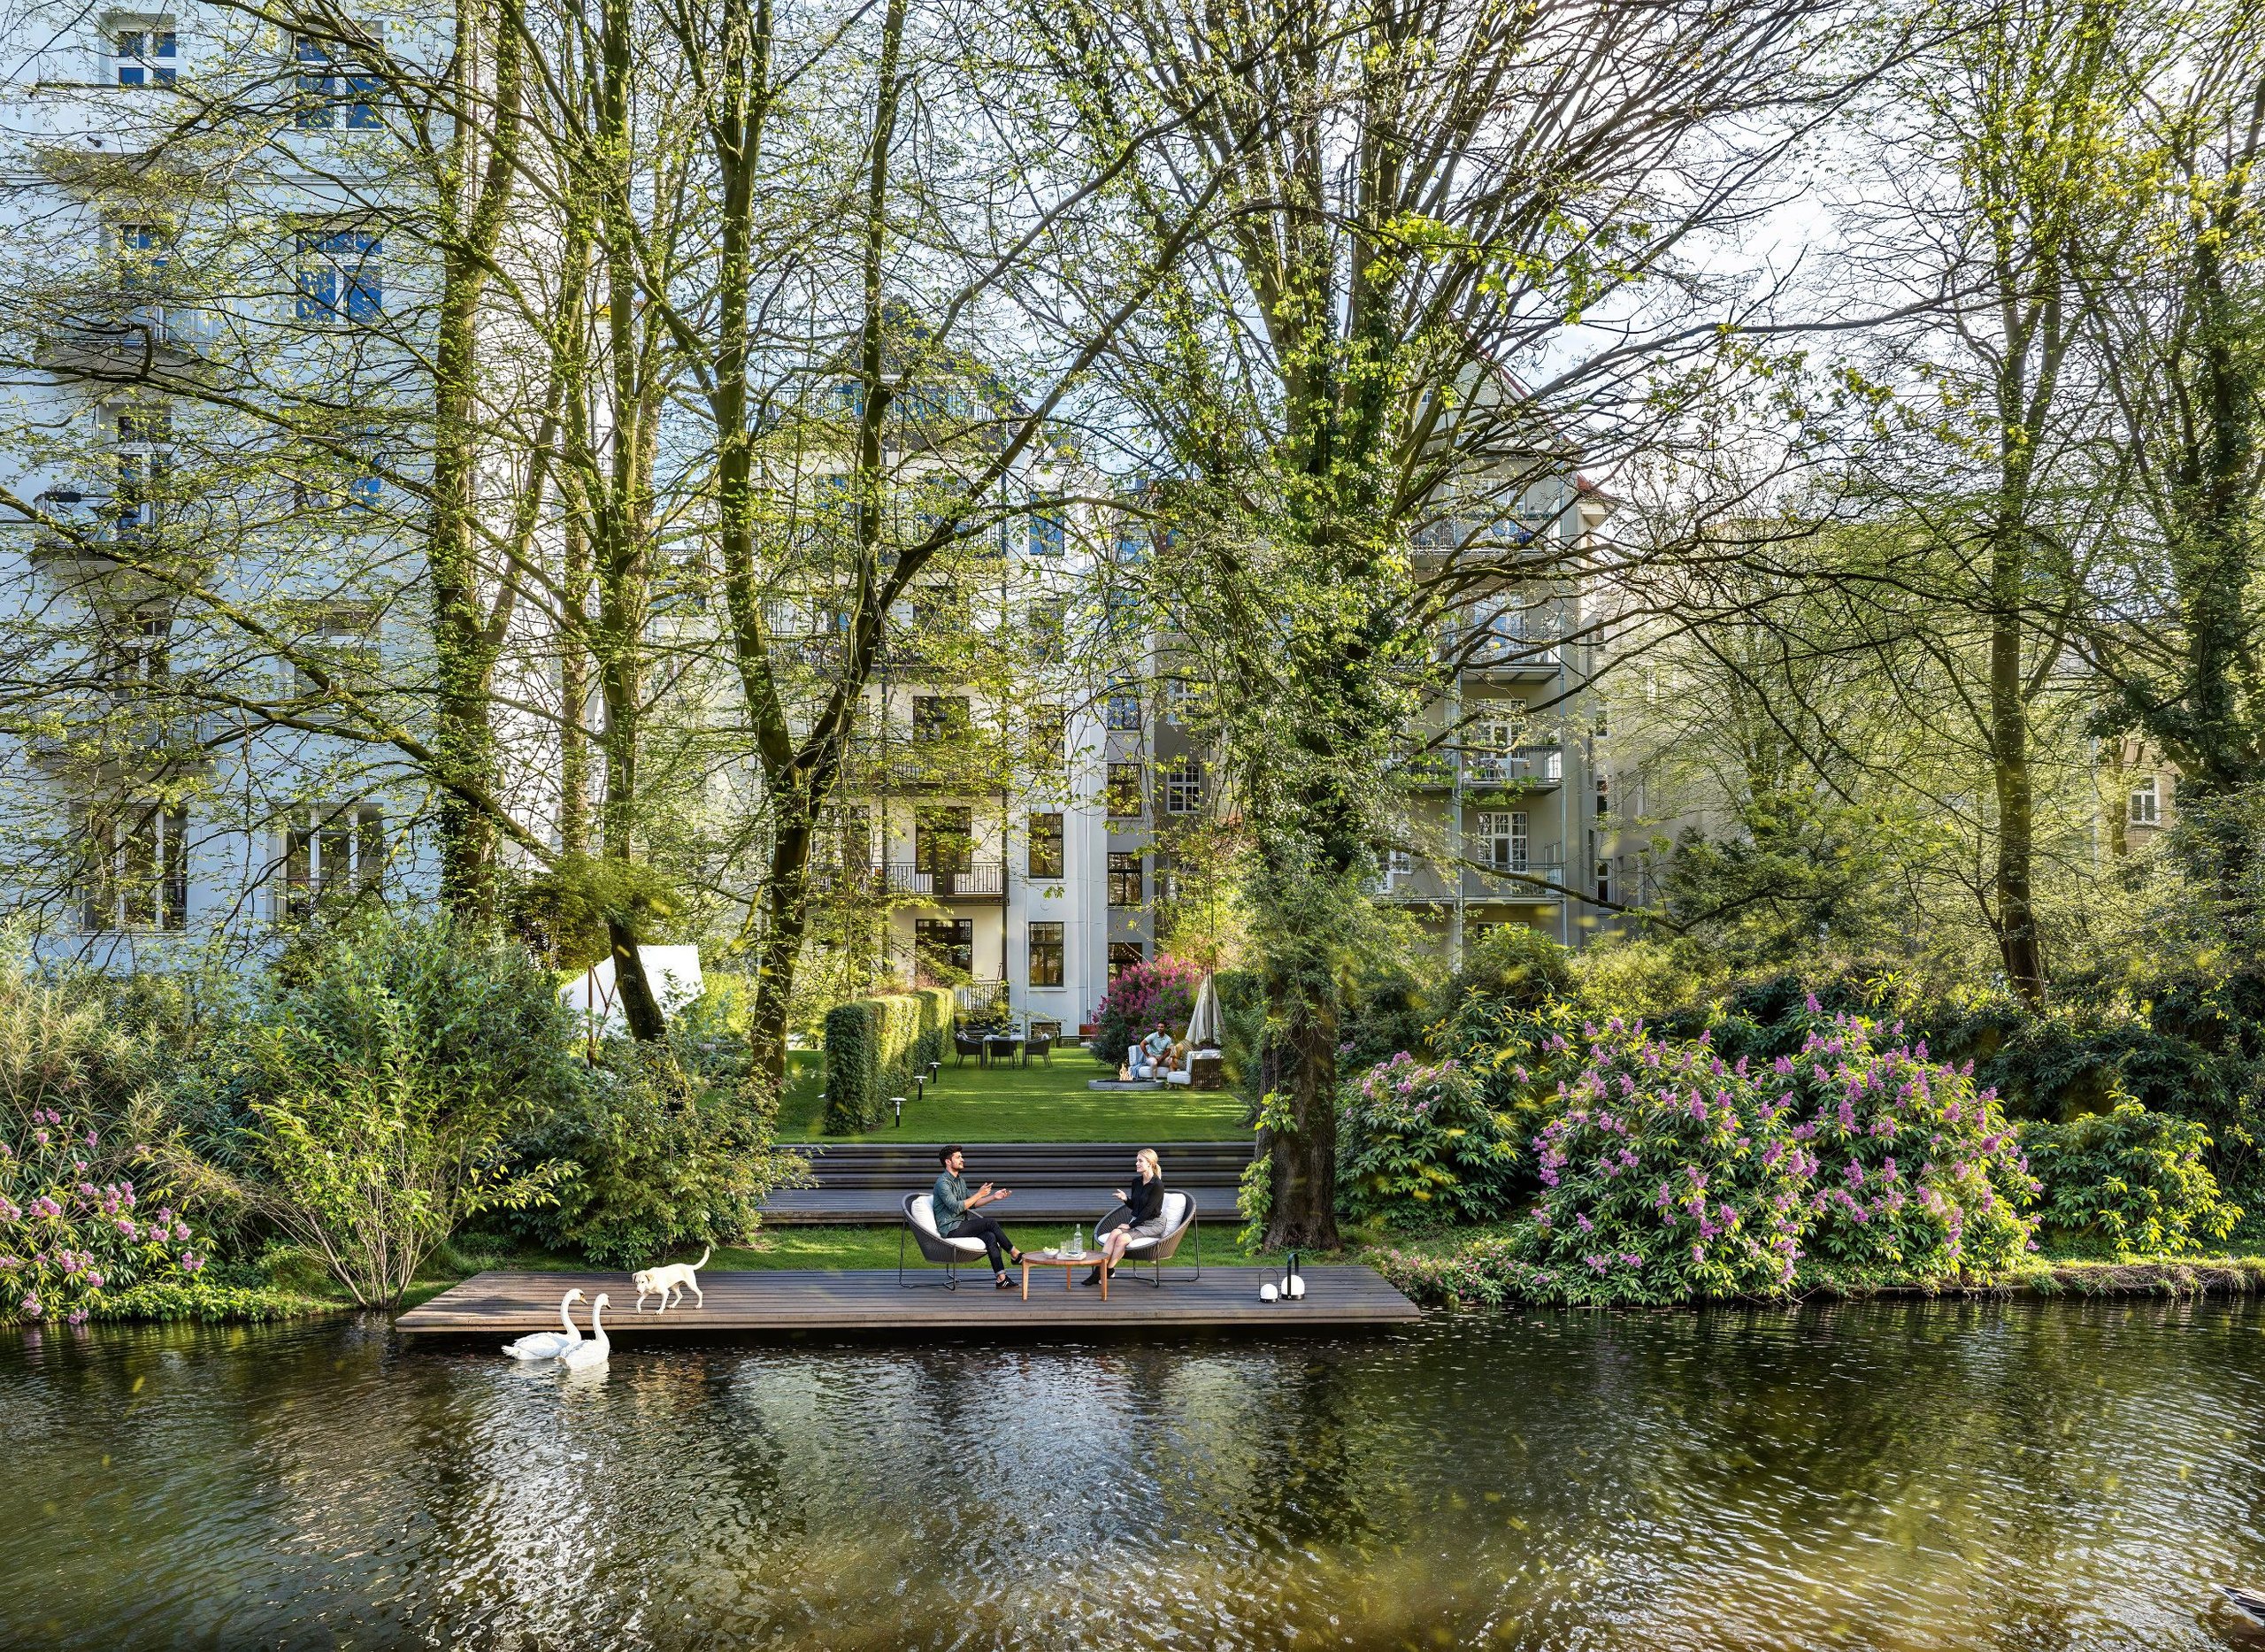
[560,946,705,1038]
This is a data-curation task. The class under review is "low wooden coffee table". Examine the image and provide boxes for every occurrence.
[1020,1249,1112,1301]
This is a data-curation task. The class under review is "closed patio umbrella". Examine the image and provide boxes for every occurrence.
[1186,971,1222,1053]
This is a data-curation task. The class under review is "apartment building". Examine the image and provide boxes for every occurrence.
[1363,472,1615,958]
[0,2,437,969]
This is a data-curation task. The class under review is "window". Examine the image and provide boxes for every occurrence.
[116,222,169,289]
[113,449,175,544]
[1028,921,1064,987]
[1109,941,1145,982]
[914,918,974,984]
[914,807,973,874]
[100,603,172,688]
[1597,858,1612,904]
[1028,706,1066,772]
[2131,777,2160,826]
[1027,498,1065,557]
[281,803,383,918]
[911,695,971,744]
[1027,599,1066,663]
[1477,811,1528,873]
[1163,757,1203,816]
[289,603,379,700]
[117,403,172,443]
[1105,589,1140,636]
[1028,812,1064,880]
[1470,711,1516,770]
[1595,776,1609,819]
[1593,699,1609,739]
[81,798,188,931]
[1106,762,1143,820]
[296,33,380,127]
[1108,851,1143,909]
[296,229,382,321]
[1383,847,1414,889]
[1105,688,1141,730]
[114,26,178,86]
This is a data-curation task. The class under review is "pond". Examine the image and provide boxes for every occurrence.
[7,1299,2265,1649]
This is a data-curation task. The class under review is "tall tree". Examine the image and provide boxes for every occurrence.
[1033,0,1849,1244]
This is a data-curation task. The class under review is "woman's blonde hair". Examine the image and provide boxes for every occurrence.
[1136,1148,1162,1179]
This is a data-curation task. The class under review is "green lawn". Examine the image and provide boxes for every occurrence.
[774,1047,1249,1142]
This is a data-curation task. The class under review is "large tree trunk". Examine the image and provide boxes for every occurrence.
[426,0,521,924]
[1989,526,2045,1000]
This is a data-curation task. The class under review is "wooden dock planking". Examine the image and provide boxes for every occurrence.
[394,1266,1422,1338]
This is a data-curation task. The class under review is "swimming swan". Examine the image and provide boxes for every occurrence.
[502,1288,586,1360]
[559,1293,610,1372]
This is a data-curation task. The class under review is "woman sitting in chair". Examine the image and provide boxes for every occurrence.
[1086,1149,1165,1287]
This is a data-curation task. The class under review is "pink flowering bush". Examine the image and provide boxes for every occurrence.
[1488,1006,2038,1304]
[1089,957,1205,1067]
[0,1104,214,1325]
[1338,1053,1527,1227]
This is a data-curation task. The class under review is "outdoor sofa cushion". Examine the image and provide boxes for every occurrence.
[908,1195,987,1255]
[1117,1192,1192,1255]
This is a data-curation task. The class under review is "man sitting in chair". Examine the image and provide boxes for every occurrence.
[932,1145,1024,1289]
[1129,1023,1173,1080]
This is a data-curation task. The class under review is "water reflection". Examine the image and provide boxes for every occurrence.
[5,1301,2264,1648]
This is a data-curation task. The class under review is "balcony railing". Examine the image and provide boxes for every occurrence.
[1463,749,1562,786]
[879,861,1006,899]
[1368,857,1569,903]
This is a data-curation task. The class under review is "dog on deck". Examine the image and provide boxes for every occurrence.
[633,1246,710,1313]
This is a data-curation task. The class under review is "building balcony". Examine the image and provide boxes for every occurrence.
[878,861,1006,901]
[1369,857,1568,905]
[1393,748,1563,791]
[1451,634,1570,683]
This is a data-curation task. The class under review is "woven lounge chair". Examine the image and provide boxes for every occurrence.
[1094,1191,1199,1287]
[898,1191,989,1289]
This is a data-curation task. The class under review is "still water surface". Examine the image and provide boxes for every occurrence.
[6,1299,2265,1649]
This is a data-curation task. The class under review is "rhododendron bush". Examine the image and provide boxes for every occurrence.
[0,1105,214,1325]
[1507,1006,2038,1304]
[1337,1053,1525,1227]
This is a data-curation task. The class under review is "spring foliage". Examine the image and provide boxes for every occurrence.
[2021,1101,2240,1258]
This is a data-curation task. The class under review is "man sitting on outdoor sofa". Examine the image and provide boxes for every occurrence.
[931,1146,1024,1289]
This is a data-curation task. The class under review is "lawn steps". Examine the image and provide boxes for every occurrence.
[761,1141,1255,1226]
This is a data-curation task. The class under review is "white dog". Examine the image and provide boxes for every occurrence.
[633,1246,710,1314]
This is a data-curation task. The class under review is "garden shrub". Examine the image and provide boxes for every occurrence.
[184,914,583,1307]
[1337,1053,1526,1228]
[1090,955,1204,1067]
[2021,1100,2240,1258]
[1340,961,1432,1072]
[821,986,951,1132]
[503,1015,805,1266]
[1506,1007,2037,1304]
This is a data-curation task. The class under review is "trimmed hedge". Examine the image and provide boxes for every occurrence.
[822,987,953,1133]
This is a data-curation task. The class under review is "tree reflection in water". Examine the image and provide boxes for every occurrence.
[6,1302,2265,1648]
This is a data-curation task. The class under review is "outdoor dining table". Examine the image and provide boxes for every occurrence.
[983,1034,1023,1066]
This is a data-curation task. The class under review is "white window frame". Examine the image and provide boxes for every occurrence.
[278,802,385,919]
[1477,811,1528,873]
[2130,776,2159,826]
[81,797,189,932]
[1163,757,1203,815]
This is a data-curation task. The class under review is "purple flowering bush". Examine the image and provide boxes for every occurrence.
[1338,1053,1527,1228]
[1494,1007,2038,1304]
[0,1104,213,1325]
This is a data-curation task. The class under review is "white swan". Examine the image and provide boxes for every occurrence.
[502,1287,585,1360]
[558,1292,610,1371]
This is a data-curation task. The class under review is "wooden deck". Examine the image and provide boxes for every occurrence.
[395,1266,1421,1340]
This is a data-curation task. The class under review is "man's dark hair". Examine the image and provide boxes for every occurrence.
[938,1145,963,1166]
